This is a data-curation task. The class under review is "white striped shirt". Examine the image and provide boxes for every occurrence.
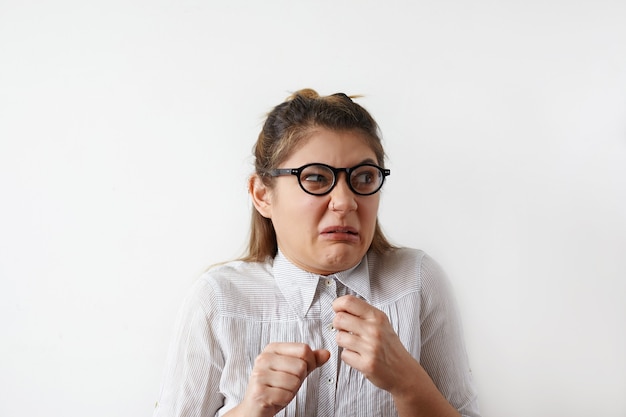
[153,248,480,417]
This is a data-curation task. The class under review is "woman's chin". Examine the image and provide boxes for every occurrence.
[317,247,363,273]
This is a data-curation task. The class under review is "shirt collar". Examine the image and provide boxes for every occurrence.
[273,250,372,319]
[335,257,371,302]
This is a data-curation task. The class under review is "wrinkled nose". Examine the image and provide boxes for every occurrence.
[328,173,357,212]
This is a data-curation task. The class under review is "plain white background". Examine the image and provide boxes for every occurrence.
[1,1,625,416]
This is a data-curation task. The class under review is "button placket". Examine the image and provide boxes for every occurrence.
[325,278,337,334]
[318,275,338,416]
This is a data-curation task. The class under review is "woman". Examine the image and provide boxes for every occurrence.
[153,89,481,417]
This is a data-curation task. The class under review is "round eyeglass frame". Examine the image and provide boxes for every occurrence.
[267,162,391,196]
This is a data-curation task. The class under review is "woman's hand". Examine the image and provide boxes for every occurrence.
[332,295,461,417]
[230,343,330,417]
[332,295,418,394]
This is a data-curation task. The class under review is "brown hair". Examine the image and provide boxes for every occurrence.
[241,88,395,262]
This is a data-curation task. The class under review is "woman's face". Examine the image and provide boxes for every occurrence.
[253,128,382,275]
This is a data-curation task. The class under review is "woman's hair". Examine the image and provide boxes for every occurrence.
[241,88,395,263]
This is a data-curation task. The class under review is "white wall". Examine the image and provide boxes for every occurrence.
[1,1,625,416]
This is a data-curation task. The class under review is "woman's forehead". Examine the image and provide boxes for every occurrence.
[279,128,380,166]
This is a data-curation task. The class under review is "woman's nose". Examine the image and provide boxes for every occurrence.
[328,174,358,212]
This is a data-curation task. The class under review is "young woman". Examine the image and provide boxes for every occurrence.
[153,89,481,417]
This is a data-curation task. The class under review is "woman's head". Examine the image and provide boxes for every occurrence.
[244,89,395,271]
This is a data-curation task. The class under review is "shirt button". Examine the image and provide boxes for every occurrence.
[327,323,335,332]
[325,279,333,287]
[326,377,335,385]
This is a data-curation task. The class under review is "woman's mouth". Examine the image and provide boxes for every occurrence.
[320,226,359,242]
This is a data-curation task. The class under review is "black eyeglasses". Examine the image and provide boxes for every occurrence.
[267,163,390,196]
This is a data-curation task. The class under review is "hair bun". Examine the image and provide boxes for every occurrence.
[287,88,319,100]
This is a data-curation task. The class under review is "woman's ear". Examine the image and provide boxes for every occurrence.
[249,174,272,219]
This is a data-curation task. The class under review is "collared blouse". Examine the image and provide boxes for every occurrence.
[153,248,480,417]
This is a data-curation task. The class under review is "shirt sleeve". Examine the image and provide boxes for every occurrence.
[419,254,481,417]
[153,278,225,417]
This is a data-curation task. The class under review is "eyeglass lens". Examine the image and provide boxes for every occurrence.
[299,164,384,195]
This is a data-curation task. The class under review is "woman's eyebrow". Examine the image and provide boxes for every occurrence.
[358,158,378,165]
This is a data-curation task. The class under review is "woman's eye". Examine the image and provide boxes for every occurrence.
[353,172,374,184]
[303,174,330,184]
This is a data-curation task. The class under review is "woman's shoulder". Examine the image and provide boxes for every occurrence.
[205,257,271,275]
[368,247,448,292]
[190,257,280,301]
[180,258,276,312]
[199,258,274,286]
[368,246,428,272]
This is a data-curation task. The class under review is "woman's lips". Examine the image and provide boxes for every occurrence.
[320,226,359,242]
